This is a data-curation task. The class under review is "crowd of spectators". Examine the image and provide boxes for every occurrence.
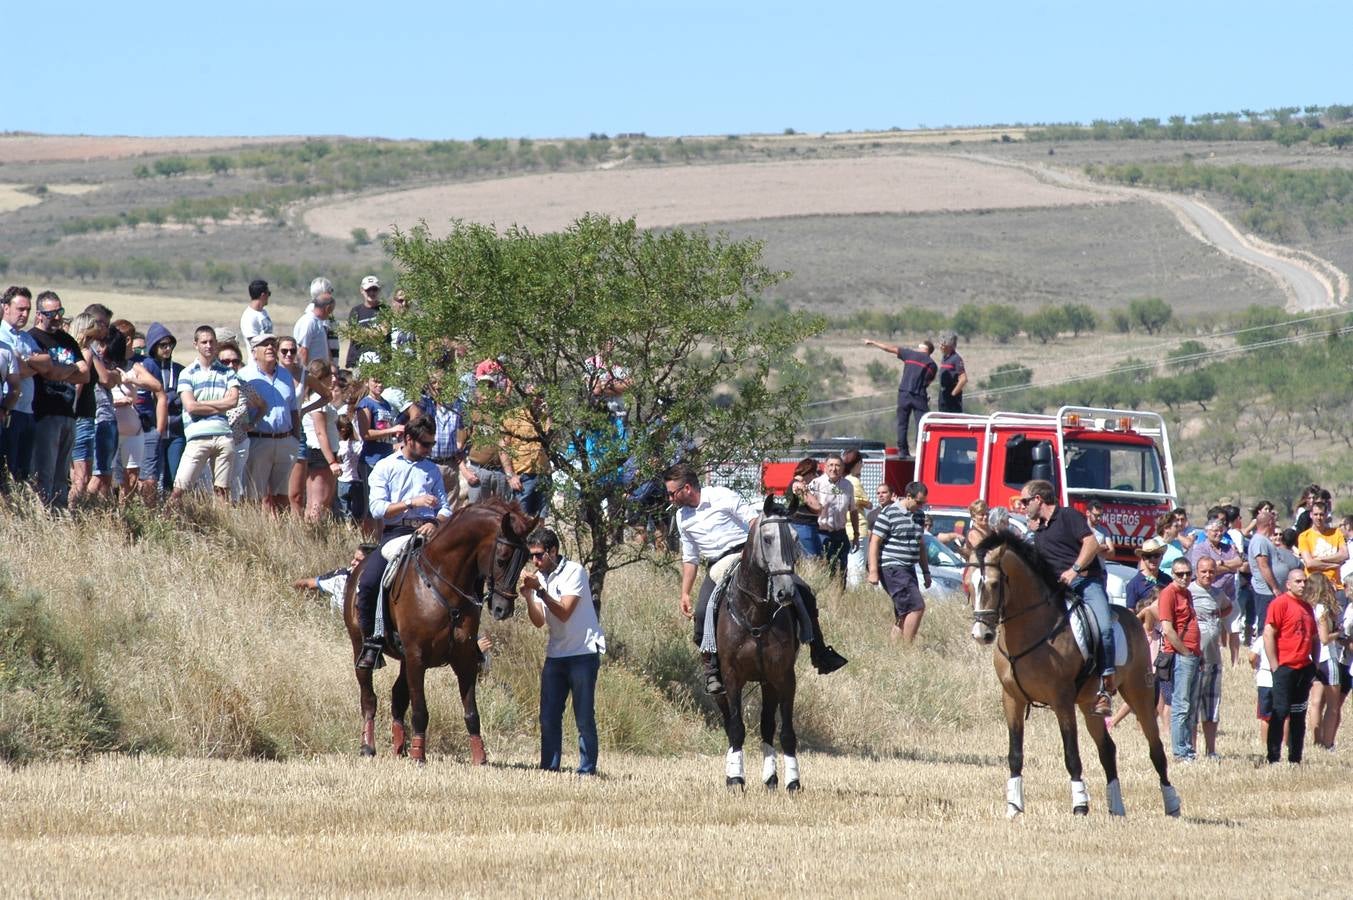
[0,278,548,522]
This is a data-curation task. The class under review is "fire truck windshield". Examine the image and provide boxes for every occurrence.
[1064,441,1165,495]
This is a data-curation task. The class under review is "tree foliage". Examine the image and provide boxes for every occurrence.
[1128,297,1172,334]
[379,215,820,598]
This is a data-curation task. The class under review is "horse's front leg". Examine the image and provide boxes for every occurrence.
[356,661,377,757]
[457,660,487,765]
[390,662,410,757]
[1082,703,1123,816]
[759,683,779,790]
[1002,689,1027,818]
[724,676,746,790]
[1054,699,1089,815]
[405,655,429,764]
[780,671,799,792]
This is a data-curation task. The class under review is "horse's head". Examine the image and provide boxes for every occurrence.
[971,542,1002,645]
[485,503,541,621]
[748,495,798,608]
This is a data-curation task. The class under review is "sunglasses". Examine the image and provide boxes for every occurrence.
[278,348,297,355]
[219,357,241,366]
[530,550,548,559]
[415,439,435,449]
[38,307,65,318]
[1171,571,1192,580]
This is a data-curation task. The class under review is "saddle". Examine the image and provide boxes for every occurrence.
[1066,596,1128,675]
[372,533,430,653]
[708,562,814,647]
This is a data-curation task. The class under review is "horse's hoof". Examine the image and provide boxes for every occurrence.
[726,777,745,791]
[764,773,778,790]
[360,745,376,758]
[786,780,801,793]
[1006,805,1023,820]
[469,736,487,766]
[1073,804,1089,816]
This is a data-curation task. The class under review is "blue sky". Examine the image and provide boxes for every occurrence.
[6,1,1348,139]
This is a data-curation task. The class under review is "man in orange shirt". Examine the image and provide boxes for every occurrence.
[1263,569,1319,764]
[1297,501,1347,593]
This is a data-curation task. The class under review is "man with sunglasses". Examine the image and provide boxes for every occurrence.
[345,275,384,368]
[354,416,452,669]
[1159,559,1202,760]
[239,333,300,514]
[28,291,88,507]
[1020,479,1117,716]
[1,286,73,486]
[664,462,847,695]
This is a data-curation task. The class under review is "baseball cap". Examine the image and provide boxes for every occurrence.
[360,275,381,291]
[248,332,278,348]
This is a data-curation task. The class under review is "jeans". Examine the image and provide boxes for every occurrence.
[1071,575,1115,676]
[337,480,364,522]
[540,652,601,774]
[514,472,546,517]
[1169,652,1201,759]
[467,464,510,503]
[140,430,162,485]
[31,415,76,508]
[792,522,823,557]
[159,428,186,493]
[1,410,34,486]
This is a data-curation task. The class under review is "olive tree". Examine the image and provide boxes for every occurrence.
[370,214,820,600]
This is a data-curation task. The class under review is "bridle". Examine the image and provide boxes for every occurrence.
[727,514,798,639]
[411,520,527,623]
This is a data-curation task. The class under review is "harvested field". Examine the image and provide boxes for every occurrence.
[0,135,300,165]
[0,184,42,213]
[304,155,1124,240]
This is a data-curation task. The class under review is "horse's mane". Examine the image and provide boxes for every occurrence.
[973,529,1065,595]
[428,495,534,546]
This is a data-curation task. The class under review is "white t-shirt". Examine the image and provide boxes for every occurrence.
[292,311,336,365]
[1250,637,1272,689]
[337,438,362,483]
[240,306,273,344]
[539,557,605,658]
[303,397,340,455]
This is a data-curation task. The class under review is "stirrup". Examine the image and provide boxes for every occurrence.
[1092,691,1112,717]
[356,640,384,670]
[703,655,725,695]
[811,643,848,675]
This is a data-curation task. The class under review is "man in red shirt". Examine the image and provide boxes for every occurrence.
[1263,569,1319,763]
[1159,558,1203,760]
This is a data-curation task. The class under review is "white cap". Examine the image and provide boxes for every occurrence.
[360,275,381,291]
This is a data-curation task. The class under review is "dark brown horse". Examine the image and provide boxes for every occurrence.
[343,497,539,763]
[971,531,1180,818]
[715,498,805,790]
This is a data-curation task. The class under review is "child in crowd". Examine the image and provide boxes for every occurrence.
[335,414,363,523]
[1249,633,1274,749]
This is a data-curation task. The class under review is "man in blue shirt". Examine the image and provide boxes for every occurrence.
[354,416,453,669]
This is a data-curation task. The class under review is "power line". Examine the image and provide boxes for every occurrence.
[809,308,1350,410]
[804,324,1351,427]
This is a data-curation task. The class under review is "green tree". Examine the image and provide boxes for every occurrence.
[1024,306,1068,343]
[981,304,1023,343]
[350,227,372,246]
[1166,340,1207,370]
[949,304,983,339]
[1128,297,1172,334]
[865,359,894,388]
[1255,462,1316,516]
[979,362,1033,392]
[382,215,818,599]
[1060,303,1097,336]
[207,155,232,175]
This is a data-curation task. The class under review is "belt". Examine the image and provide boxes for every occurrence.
[472,460,503,471]
[393,516,436,529]
[703,542,746,567]
[431,455,461,466]
[248,431,292,439]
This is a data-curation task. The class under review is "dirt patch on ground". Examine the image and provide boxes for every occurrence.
[304,154,1123,240]
[0,136,298,164]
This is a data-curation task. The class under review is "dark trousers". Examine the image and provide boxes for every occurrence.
[821,529,849,588]
[0,410,34,487]
[540,652,601,774]
[896,394,928,456]
[1269,663,1316,763]
[355,524,416,637]
[938,393,962,413]
[695,572,821,646]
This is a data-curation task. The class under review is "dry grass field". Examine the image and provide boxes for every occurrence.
[0,135,298,165]
[303,154,1122,240]
[3,498,1353,896]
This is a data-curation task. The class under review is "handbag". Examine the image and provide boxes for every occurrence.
[1154,651,1174,683]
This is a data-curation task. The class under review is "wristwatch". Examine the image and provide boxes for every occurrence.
[1071,563,1084,574]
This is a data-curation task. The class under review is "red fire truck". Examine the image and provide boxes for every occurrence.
[761,406,1177,566]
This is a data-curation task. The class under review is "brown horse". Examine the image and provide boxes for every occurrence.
[971,531,1181,818]
[343,497,539,763]
[715,498,805,790]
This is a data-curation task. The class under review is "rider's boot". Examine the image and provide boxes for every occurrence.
[355,583,384,670]
[807,615,848,675]
[1093,673,1116,717]
[702,652,725,695]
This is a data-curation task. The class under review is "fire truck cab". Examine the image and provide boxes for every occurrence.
[908,406,1177,564]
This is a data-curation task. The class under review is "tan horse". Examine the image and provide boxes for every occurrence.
[971,531,1181,818]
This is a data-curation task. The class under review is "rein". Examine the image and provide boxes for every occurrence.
[728,516,797,641]
[973,549,1078,707]
[411,527,526,625]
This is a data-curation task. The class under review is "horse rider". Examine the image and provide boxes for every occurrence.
[663,462,848,694]
[354,416,453,669]
[1019,478,1116,716]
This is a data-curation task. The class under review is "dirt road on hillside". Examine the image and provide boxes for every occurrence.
[969,154,1348,311]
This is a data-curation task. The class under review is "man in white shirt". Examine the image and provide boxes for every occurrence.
[294,277,339,366]
[664,463,846,694]
[521,527,605,774]
[240,280,272,346]
[353,417,453,668]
